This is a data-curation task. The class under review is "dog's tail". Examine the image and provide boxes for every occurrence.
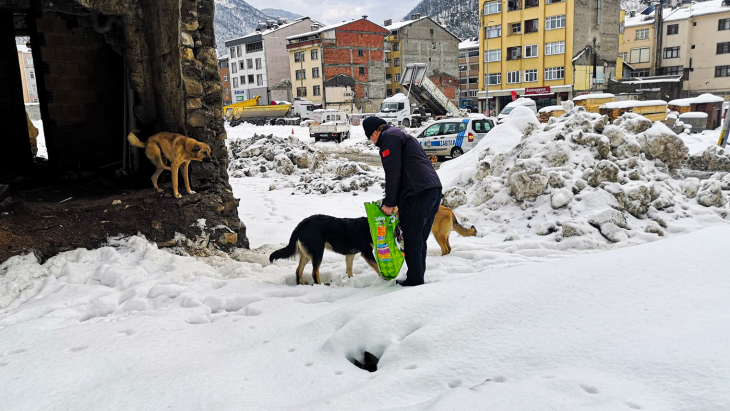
[450,209,477,237]
[269,228,300,263]
[127,131,146,148]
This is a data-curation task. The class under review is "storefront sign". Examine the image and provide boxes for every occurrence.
[525,87,551,95]
[234,90,246,95]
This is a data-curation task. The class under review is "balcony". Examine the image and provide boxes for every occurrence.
[506,47,522,61]
[508,0,521,11]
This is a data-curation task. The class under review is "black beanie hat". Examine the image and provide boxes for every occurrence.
[363,116,387,138]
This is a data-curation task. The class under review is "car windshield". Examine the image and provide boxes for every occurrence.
[500,107,515,115]
[381,102,399,113]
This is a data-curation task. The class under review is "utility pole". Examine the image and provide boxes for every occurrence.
[653,0,663,76]
[718,107,730,148]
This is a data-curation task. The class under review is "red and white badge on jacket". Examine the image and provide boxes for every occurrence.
[382,149,390,158]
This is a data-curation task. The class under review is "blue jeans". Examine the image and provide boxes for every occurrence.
[399,188,442,285]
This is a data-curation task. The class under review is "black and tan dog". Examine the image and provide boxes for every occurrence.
[269,215,381,285]
[127,132,212,198]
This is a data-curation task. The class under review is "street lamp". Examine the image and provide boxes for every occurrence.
[484,19,494,116]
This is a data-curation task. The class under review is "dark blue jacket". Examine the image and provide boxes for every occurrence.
[376,125,442,207]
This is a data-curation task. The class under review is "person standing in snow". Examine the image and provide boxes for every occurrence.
[363,116,442,287]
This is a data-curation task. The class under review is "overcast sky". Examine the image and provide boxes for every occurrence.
[248,0,420,27]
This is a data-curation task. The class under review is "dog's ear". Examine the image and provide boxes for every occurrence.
[191,146,201,152]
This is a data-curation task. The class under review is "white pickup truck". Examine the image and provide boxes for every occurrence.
[309,109,351,143]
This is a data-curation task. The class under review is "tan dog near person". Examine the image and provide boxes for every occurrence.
[395,205,477,256]
[127,132,212,198]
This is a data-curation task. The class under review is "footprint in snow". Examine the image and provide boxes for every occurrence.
[304,362,314,367]
[625,402,642,410]
[288,348,296,352]
[119,329,135,336]
[334,371,343,375]
[581,385,599,394]
[70,346,88,352]
[0,360,9,367]
[448,380,462,389]
[8,348,27,355]
[403,364,417,370]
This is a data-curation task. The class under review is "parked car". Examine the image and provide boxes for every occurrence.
[496,98,537,124]
[414,117,495,160]
[309,110,351,143]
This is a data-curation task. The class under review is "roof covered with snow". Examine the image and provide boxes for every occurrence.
[669,93,725,107]
[16,44,30,53]
[538,105,565,113]
[385,16,428,31]
[620,75,683,84]
[459,39,479,50]
[602,100,668,109]
[287,18,387,40]
[679,111,709,119]
[625,0,730,27]
[572,93,615,102]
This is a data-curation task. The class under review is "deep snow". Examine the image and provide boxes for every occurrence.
[2,117,730,410]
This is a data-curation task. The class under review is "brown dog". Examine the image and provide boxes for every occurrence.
[127,132,212,198]
[394,205,477,256]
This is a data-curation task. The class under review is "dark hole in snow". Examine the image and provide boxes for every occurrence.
[349,351,379,372]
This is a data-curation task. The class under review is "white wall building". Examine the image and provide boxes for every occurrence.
[225,17,314,104]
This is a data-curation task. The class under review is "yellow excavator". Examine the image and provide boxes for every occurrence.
[224,96,314,126]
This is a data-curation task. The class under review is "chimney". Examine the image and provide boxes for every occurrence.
[411,13,421,20]
[362,15,368,20]
[629,10,636,17]
[310,23,321,31]
[384,19,392,26]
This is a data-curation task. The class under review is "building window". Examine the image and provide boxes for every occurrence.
[718,42,730,54]
[242,59,249,69]
[31,84,37,93]
[631,68,650,77]
[660,65,684,78]
[32,98,38,103]
[246,41,263,53]
[630,47,651,63]
[507,46,522,61]
[313,85,321,96]
[255,58,262,69]
[545,0,564,3]
[395,73,401,82]
[358,49,364,57]
[507,70,521,84]
[619,52,627,61]
[525,19,539,33]
[636,28,649,40]
[230,47,236,58]
[312,67,320,78]
[469,77,478,84]
[486,49,501,62]
[468,90,478,98]
[460,65,467,72]
[719,18,730,31]
[359,67,365,75]
[545,41,565,55]
[619,22,625,34]
[486,25,502,38]
[545,15,565,30]
[294,51,305,62]
[524,44,538,58]
[667,24,678,35]
[663,46,680,59]
[524,69,538,82]
[526,0,539,8]
[470,63,479,71]
[232,64,237,74]
[297,87,307,97]
[716,65,730,77]
[223,74,228,81]
[394,88,400,94]
[233,78,238,87]
[29,70,34,79]
[386,73,392,81]
[257,74,263,86]
[394,57,400,67]
[595,66,605,83]
[460,78,468,85]
[248,74,254,83]
[241,75,246,84]
[544,66,565,80]
[311,49,318,60]
[507,0,521,11]
[387,89,393,97]
[295,69,306,80]
[459,51,467,58]
[487,73,501,85]
[468,49,479,58]
[484,1,501,14]
[27,57,33,65]
[393,42,400,51]
[511,22,522,34]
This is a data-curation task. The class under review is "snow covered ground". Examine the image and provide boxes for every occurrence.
[33,119,47,159]
[2,117,730,410]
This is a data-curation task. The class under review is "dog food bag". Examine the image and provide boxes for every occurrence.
[364,200,405,280]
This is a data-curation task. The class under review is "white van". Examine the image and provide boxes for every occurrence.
[497,98,537,124]
[415,117,495,159]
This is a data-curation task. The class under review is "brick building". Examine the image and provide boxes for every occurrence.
[219,55,232,105]
[286,17,389,113]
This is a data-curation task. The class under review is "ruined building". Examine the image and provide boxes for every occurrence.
[0,0,249,261]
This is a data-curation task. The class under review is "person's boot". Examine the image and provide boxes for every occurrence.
[396,279,423,287]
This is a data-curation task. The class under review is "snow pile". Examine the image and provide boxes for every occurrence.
[228,134,383,195]
[437,105,728,248]
[572,93,614,101]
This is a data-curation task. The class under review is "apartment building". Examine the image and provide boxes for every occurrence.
[383,14,461,102]
[218,56,232,106]
[286,17,389,113]
[620,0,730,97]
[477,0,621,113]
[459,39,481,103]
[225,17,314,104]
[16,44,38,103]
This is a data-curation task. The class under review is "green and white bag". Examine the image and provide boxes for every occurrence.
[364,200,405,280]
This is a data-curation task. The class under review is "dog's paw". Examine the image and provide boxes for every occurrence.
[174,193,182,199]
[156,188,164,193]
[188,190,197,195]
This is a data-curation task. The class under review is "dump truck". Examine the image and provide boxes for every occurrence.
[376,63,462,128]
[225,96,315,126]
